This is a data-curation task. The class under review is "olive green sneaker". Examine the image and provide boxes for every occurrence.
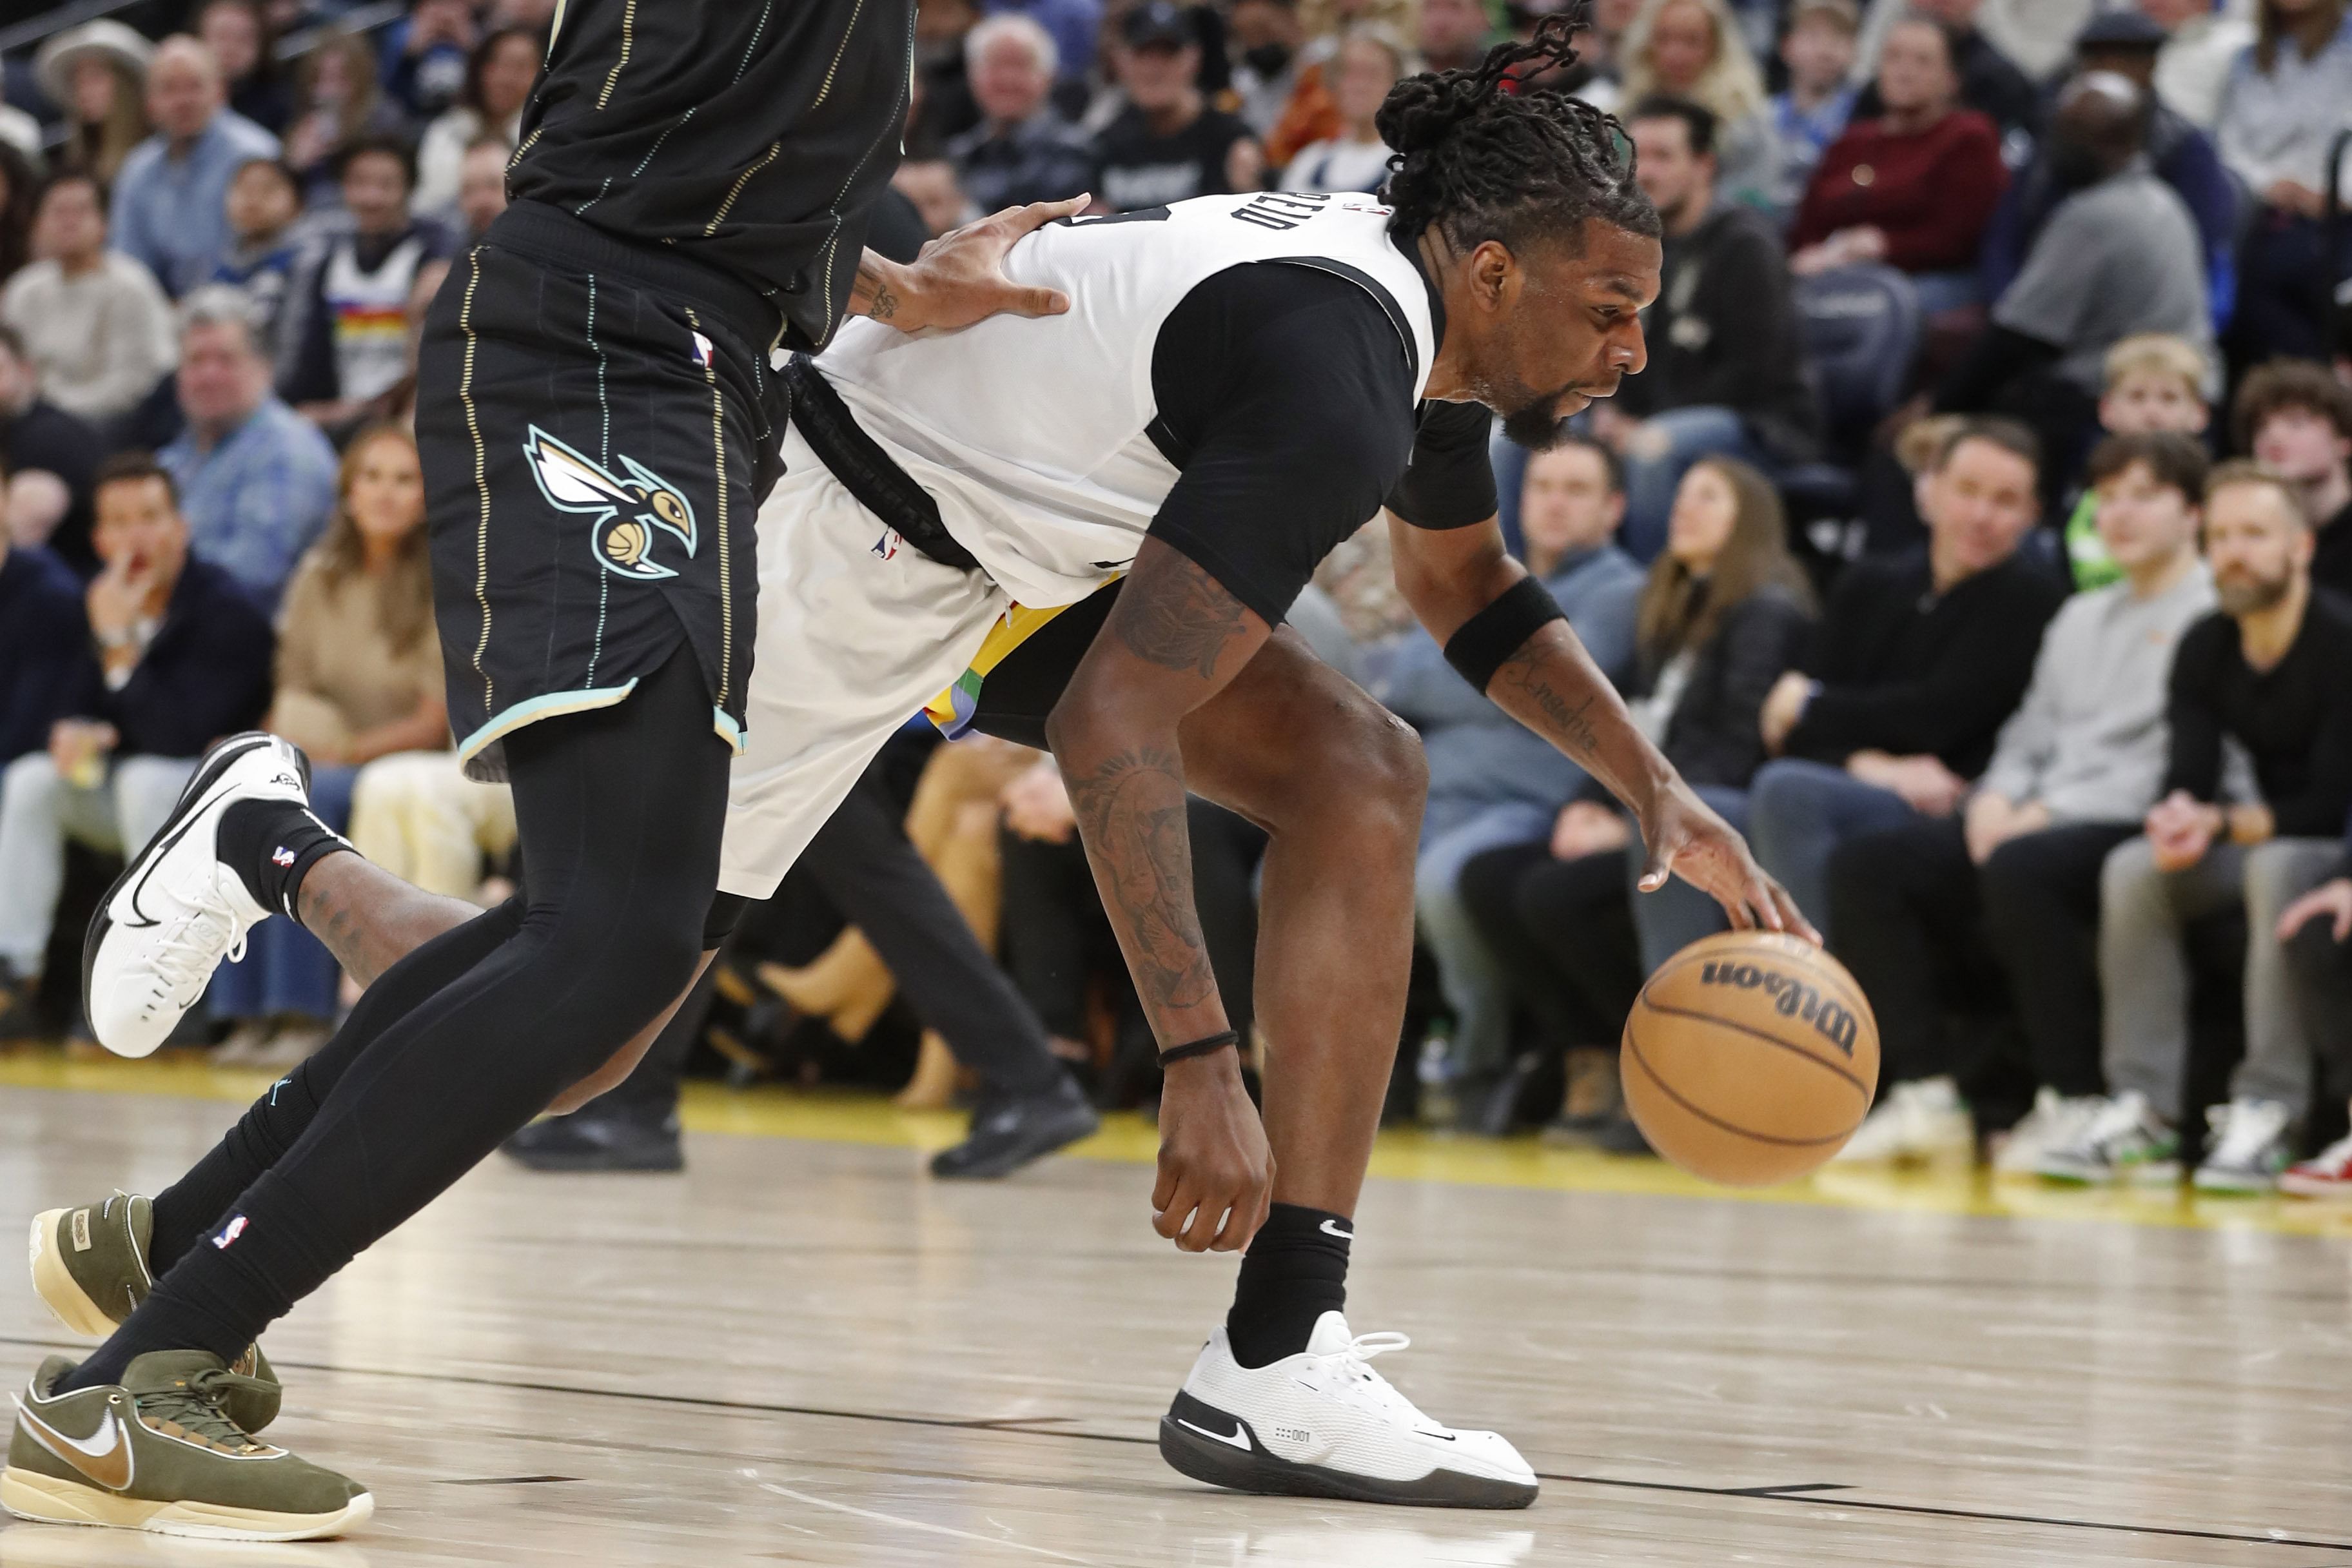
[2,1352,370,1540]
[29,1195,280,1432]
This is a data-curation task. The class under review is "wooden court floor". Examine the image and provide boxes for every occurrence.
[1,1068,2348,1567]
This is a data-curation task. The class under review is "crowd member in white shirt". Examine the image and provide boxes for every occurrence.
[0,173,176,427]
[1280,27,1412,193]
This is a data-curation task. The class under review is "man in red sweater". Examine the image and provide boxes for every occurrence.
[1789,15,2007,315]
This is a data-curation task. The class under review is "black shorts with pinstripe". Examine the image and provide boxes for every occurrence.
[416,199,784,782]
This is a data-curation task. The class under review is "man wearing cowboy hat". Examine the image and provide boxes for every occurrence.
[108,35,279,299]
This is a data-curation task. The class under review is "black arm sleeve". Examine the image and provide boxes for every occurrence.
[1145,264,1427,627]
[1387,399,1498,529]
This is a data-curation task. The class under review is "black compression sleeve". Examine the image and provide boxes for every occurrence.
[1387,399,1498,529]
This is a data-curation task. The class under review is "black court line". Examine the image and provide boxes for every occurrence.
[442,1475,581,1485]
[6,1335,2346,1554]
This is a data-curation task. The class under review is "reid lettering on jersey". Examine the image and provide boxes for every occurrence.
[1231,191,1334,232]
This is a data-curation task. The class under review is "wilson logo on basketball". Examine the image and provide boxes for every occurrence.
[1696,961,1860,1057]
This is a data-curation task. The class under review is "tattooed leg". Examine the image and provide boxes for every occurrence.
[295,854,475,988]
[1181,630,1426,1219]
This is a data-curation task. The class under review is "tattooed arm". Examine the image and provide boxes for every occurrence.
[1388,512,1816,938]
[846,196,1089,333]
[1046,537,1275,1252]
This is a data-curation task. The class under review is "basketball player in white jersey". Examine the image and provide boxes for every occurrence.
[31,12,1807,1518]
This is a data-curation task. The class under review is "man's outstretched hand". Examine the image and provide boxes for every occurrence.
[1637,779,1819,944]
[852,195,1088,333]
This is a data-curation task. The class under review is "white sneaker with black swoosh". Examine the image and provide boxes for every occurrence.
[1159,1311,1537,1509]
[82,733,313,1058]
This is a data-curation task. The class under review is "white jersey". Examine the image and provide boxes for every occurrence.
[810,190,1439,609]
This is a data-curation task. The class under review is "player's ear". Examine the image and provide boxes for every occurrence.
[1467,239,1516,313]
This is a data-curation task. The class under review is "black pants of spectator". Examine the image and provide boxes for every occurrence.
[1977,821,2139,1099]
[1456,840,1643,1055]
[2285,917,2352,1113]
[997,798,1265,1048]
[594,754,1068,1118]
[2228,208,2342,373]
[1829,816,2135,1095]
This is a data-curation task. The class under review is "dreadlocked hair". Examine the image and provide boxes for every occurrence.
[1377,6,1658,255]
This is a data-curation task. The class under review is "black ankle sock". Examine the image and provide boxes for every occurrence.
[216,798,351,923]
[1226,1202,1352,1369]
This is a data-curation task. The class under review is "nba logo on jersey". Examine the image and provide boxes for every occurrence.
[872,529,901,561]
[690,331,716,370]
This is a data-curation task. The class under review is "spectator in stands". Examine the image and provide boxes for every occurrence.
[197,0,290,135]
[1094,2,1264,211]
[1280,27,1407,194]
[1616,0,1776,206]
[0,142,36,286]
[158,286,338,609]
[1,174,178,428]
[2217,0,2352,368]
[0,454,273,1037]
[0,327,104,577]
[2275,828,2352,1197]
[2044,464,2352,1192]
[36,21,154,191]
[413,27,539,218]
[894,158,977,238]
[1376,437,1643,1126]
[453,137,512,246]
[1459,456,1813,1144]
[1751,418,2064,930]
[1938,74,2211,502]
[948,16,1098,213]
[2061,333,2214,590]
[1229,0,1309,137]
[1600,97,1819,562]
[284,32,408,207]
[1830,433,2217,1168]
[381,0,478,122]
[211,157,304,363]
[2236,360,2352,598]
[1790,16,2008,315]
[0,475,88,770]
[1852,0,2041,148]
[211,426,446,1065]
[1419,0,1494,74]
[1764,0,1862,219]
[1985,15,2239,333]
[280,139,455,438]
[982,0,1105,86]
[2143,0,2257,131]
[110,37,282,299]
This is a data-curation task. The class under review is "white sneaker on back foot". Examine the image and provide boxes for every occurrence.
[1159,1312,1536,1509]
[83,733,311,1058]
[2192,1097,2293,1194]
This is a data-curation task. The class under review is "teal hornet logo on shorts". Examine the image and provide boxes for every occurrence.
[522,426,699,582]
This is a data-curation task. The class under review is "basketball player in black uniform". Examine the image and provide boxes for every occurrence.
[19,12,1807,1531]
[17,0,1074,1539]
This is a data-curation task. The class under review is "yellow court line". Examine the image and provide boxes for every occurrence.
[3,1055,2349,1240]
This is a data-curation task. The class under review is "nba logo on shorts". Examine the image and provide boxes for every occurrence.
[690,331,716,371]
[212,1215,249,1250]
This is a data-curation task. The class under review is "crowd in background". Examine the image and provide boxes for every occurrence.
[1,0,2351,1197]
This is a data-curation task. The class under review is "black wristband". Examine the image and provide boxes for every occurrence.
[1443,575,1569,693]
[1158,1030,1240,1068]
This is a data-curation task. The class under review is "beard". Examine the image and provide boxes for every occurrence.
[1500,397,1572,450]
[2216,571,2291,617]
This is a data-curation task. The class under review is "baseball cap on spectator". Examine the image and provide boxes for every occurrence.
[1122,2,1197,50]
[2073,11,2166,52]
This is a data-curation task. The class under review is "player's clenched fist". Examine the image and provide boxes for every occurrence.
[1152,1052,1273,1253]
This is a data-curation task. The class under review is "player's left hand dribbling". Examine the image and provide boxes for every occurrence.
[1638,781,1820,945]
[1151,1051,1273,1253]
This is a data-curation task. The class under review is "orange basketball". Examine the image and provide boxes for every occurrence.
[1621,931,1880,1187]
